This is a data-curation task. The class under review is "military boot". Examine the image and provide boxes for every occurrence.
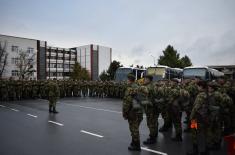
[186,144,198,155]
[143,137,157,145]
[171,134,182,142]
[128,141,141,151]
[49,105,53,113]
[52,107,59,114]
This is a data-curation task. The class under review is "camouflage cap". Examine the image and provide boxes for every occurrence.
[127,73,135,81]
[208,81,220,89]
[197,80,207,89]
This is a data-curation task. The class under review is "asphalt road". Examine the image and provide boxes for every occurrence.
[0,98,227,155]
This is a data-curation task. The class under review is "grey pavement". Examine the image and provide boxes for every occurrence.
[0,98,227,155]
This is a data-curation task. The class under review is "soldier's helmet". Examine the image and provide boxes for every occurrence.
[127,73,135,81]
[197,80,207,89]
[208,81,220,90]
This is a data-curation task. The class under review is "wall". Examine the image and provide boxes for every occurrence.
[0,35,38,79]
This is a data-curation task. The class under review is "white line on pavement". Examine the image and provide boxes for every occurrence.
[80,130,104,138]
[48,120,64,126]
[65,104,122,114]
[0,105,6,108]
[10,108,19,112]
[141,147,167,155]
[27,114,38,118]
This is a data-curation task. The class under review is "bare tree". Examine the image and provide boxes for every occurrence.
[16,50,36,80]
[0,41,8,78]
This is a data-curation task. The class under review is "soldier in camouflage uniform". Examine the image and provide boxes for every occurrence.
[184,79,199,132]
[8,78,16,101]
[47,79,60,113]
[122,73,143,151]
[158,80,172,132]
[142,75,158,145]
[188,81,222,155]
[0,79,8,101]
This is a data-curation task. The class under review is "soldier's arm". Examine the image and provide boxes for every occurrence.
[190,93,205,120]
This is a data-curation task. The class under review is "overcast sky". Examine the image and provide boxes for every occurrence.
[0,0,235,67]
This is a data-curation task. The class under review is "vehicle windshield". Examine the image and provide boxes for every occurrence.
[115,68,132,81]
[183,68,207,80]
[147,67,166,81]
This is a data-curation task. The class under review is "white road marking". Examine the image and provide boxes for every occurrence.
[27,114,38,118]
[65,104,122,114]
[0,105,6,108]
[66,104,163,120]
[80,130,104,138]
[141,147,167,155]
[48,120,64,126]
[10,108,19,112]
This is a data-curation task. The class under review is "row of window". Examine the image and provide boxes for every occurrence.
[47,63,74,69]
[48,72,71,77]
[11,58,34,65]
[47,56,76,61]
[11,46,34,53]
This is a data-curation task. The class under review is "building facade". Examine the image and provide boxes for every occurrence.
[73,44,112,80]
[0,34,112,80]
[46,46,76,80]
[0,34,42,80]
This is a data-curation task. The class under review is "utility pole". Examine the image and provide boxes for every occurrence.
[150,55,156,66]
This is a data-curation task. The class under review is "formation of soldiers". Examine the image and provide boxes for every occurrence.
[1,75,235,154]
[0,79,127,101]
[122,74,235,155]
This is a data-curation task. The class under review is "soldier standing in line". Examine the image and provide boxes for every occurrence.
[47,79,60,114]
[142,75,158,145]
[158,80,172,132]
[122,73,143,151]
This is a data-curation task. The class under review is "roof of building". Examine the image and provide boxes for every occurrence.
[0,34,41,41]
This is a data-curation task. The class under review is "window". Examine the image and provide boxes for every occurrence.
[49,72,57,77]
[49,63,57,68]
[28,58,34,63]
[57,72,63,77]
[27,47,34,53]
[64,64,70,69]
[11,58,19,64]
[11,46,18,52]
[11,70,19,76]
[57,63,63,68]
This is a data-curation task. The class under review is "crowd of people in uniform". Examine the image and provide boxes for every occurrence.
[123,74,235,155]
[1,75,235,155]
[0,79,127,101]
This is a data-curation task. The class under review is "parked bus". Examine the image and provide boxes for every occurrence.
[182,66,224,81]
[146,65,182,81]
[114,67,146,82]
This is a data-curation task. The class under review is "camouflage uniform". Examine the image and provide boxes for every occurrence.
[123,79,143,151]
[142,80,158,144]
[47,80,60,113]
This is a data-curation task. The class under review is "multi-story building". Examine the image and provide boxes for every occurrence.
[46,46,77,80]
[0,34,112,80]
[73,45,112,80]
[0,34,44,80]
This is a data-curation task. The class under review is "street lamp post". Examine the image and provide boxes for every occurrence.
[150,55,156,66]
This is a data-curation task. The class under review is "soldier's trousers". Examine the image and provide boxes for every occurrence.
[128,112,143,143]
[144,105,158,138]
[171,105,182,135]
[161,106,172,128]
[48,97,57,108]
